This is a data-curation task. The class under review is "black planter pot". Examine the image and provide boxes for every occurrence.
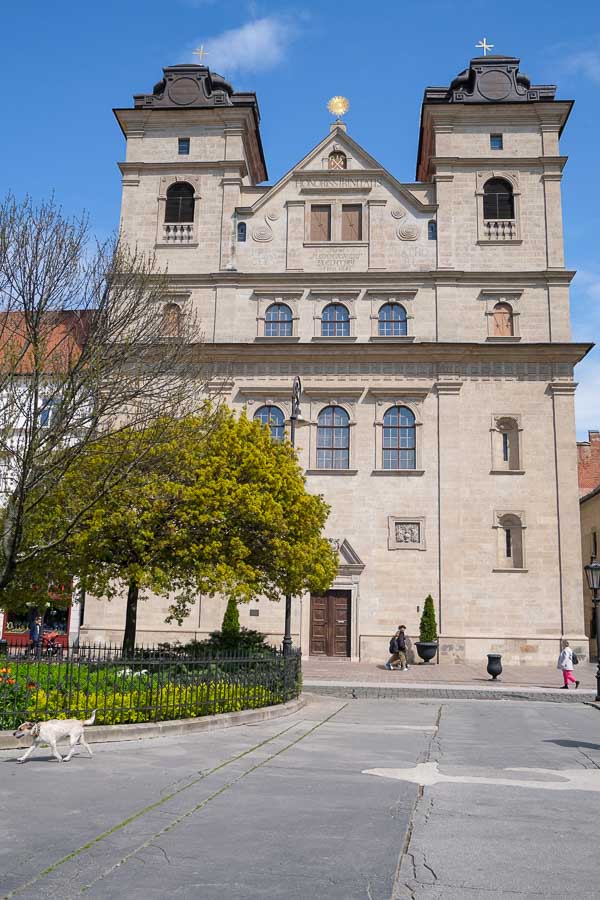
[487,653,503,680]
[415,641,438,663]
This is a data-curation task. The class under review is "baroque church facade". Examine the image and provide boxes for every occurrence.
[80,54,591,664]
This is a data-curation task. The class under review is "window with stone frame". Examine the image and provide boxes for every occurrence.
[321,303,350,337]
[341,204,362,241]
[310,205,332,241]
[378,303,408,337]
[492,301,514,337]
[382,406,416,470]
[495,512,526,570]
[491,416,522,472]
[264,303,293,337]
[316,406,350,469]
[253,405,285,443]
[165,182,195,223]
[476,172,521,243]
[161,302,182,339]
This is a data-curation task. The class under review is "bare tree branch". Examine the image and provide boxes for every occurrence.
[0,194,208,593]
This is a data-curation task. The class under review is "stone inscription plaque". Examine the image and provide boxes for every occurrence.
[314,251,360,271]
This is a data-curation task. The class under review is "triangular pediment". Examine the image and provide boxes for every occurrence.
[238,126,435,216]
[328,537,365,572]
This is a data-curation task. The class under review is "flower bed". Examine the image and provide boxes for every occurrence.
[0,650,300,730]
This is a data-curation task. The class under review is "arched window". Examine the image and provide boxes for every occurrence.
[427,220,437,240]
[317,406,350,469]
[495,417,521,471]
[383,406,416,470]
[498,513,524,569]
[321,303,350,337]
[162,302,182,338]
[165,182,195,223]
[483,178,514,220]
[254,405,285,443]
[492,301,514,337]
[265,303,293,337]
[237,222,247,242]
[328,150,347,170]
[378,303,407,337]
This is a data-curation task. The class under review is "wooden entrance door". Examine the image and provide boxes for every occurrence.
[310,591,351,657]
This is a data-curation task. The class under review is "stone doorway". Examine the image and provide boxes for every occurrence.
[309,590,351,657]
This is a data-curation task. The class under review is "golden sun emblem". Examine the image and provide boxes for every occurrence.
[327,96,350,119]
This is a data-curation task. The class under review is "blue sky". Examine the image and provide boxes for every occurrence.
[2,0,599,436]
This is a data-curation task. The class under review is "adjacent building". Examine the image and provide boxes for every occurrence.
[80,54,591,664]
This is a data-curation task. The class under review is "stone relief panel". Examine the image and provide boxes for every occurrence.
[252,211,280,242]
[388,517,426,550]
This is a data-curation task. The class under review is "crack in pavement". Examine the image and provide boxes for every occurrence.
[390,704,444,900]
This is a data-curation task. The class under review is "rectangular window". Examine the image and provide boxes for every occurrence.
[178,138,190,155]
[310,205,331,241]
[502,432,509,462]
[505,528,512,559]
[341,205,362,241]
[490,134,503,150]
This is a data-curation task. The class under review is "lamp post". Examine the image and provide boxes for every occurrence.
[283,376,302,656]
[584,556,600,701]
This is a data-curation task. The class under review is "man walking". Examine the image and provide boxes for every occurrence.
[385,625,410,671]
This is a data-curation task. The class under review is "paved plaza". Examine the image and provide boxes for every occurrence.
[2,694,600,898]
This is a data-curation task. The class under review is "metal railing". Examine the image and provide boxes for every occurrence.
[0,642,301,731]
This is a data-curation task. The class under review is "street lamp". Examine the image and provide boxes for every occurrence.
[283,376,302,656]
[584,556,600,701]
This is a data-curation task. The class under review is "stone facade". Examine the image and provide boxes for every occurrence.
[80,56,591,664]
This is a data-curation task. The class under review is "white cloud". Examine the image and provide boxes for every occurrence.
[562,50,600,84]
[190,16,298,76]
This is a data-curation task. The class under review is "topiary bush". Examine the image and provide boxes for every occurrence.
[221,595,241,640]
[419,595,438,643]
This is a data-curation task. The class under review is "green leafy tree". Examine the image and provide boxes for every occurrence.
[11,407,337,653]
[419,595,438,643]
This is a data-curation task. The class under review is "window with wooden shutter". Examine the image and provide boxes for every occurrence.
[310,205,331,241]
[341,205,362,241]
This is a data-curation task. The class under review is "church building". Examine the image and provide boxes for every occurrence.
[80,54,591,664]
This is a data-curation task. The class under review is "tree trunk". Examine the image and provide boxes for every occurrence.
[122,580,139,656]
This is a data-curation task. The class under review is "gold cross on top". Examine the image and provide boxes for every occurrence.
[475,37,494,56]
[193,45,208,64]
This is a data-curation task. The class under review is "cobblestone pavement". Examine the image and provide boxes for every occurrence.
[2,695,600,898]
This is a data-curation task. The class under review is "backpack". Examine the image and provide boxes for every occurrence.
[389,636,398,653]
[572,651,579,666]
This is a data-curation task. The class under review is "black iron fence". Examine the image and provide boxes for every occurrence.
[0,642,302,731]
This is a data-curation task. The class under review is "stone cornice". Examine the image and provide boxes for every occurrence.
[199,341,592,366]
[161,269,577,288]
[118,161,247,174]
[430,155,568,172]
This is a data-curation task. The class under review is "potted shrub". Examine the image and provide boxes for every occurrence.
[415,595,438,663]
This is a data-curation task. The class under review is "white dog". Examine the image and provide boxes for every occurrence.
[12,711,96,763]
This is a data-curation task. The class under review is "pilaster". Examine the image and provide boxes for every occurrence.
[435,380,463,637]
[548,382,586,639]
[286,201,305,271]
[367,199,387,270]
